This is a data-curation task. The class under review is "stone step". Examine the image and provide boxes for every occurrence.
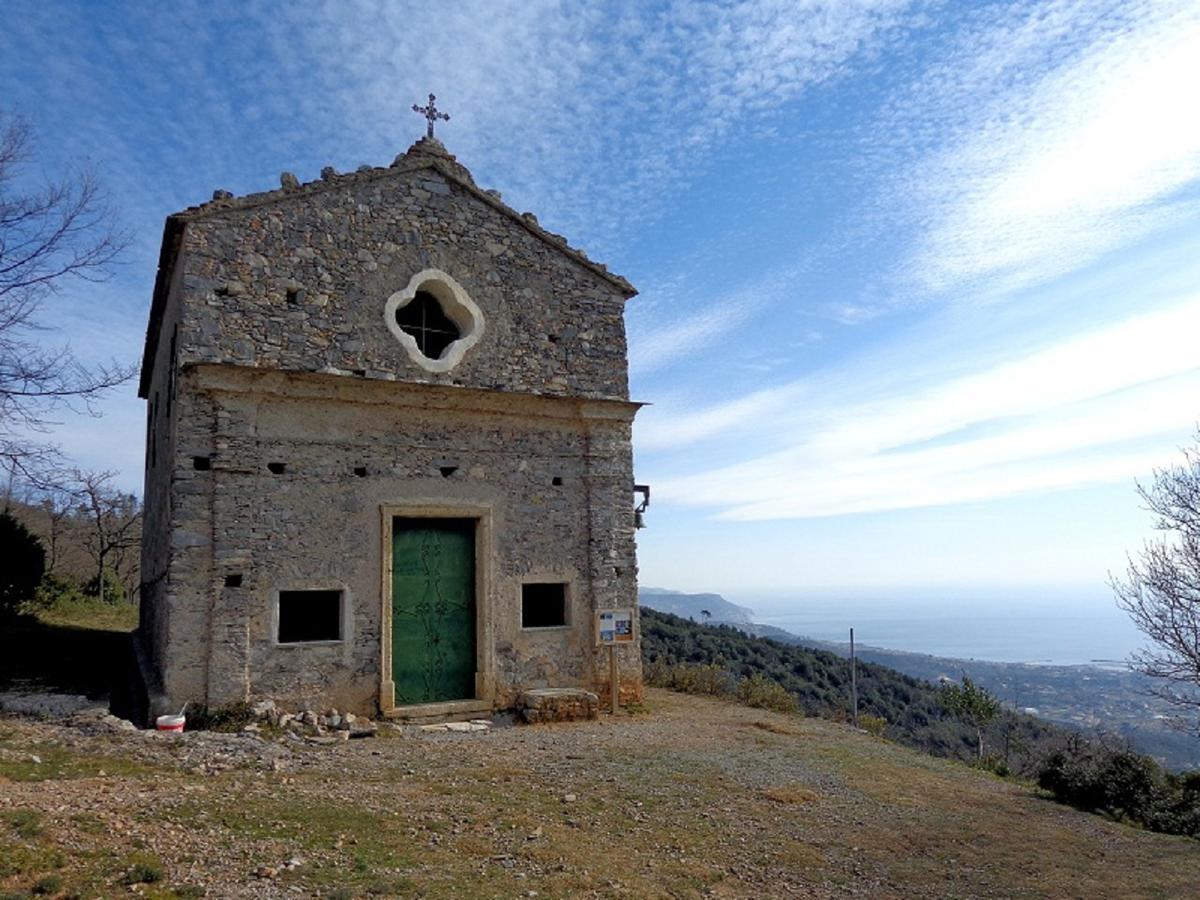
[519,688,599,723]
[385,698,494,725]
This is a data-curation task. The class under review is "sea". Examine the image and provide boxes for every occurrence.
[740,586,1150,667]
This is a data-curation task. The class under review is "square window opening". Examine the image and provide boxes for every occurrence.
[522,583,567,629]
[278,590,342,643]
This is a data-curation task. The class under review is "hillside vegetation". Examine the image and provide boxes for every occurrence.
[642,608,1067,773]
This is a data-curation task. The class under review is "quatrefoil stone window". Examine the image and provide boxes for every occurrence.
[384,269,485,373]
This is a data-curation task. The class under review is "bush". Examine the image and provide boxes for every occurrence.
[31,572,90,608]
[84,566,126,603]
[186,701,256,732]
[645,659,737,698]
[122,859,163,885]
[737,672,798,713]
[1036,742,1200,837]
[32,874,63,895]
[0,510,44,617]
[859,714,888,738]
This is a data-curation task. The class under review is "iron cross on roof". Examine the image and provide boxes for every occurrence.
[412,93,450,139]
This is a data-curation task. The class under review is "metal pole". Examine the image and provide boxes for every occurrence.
[609,644,619,715]
[850,627,858,729]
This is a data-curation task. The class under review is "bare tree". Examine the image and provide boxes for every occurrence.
[0,111,131,485]
[37,485,76,575]
[1113,437,1200,732]
[73,469,141,602]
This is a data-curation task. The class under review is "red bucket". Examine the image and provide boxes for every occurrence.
[155,714,185,733]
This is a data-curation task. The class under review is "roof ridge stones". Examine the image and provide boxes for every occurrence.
[179,137,634,298]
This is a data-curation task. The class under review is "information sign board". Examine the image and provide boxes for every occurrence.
[596,608,634,645]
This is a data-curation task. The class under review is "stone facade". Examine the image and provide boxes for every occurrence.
[137,137,643,719]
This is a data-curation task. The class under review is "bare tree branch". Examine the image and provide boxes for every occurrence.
[1113,433,1200,732]
[70,468,141,601]
[0,110,134,486]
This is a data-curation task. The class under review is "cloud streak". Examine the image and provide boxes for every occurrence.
[891,0,1200,296]
[645,295,1200,519]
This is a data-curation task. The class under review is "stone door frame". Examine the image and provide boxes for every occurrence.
[378,502,495,716]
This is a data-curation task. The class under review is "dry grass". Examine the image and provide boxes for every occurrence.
[762,784,821,805]
[1,689,1198,898]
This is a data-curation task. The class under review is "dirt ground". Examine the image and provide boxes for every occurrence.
[1,689,1197,899]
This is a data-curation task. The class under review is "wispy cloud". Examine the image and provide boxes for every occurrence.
[645,294,1200,519]
[889,0,1200,296]
[628,263,813,375]
[219,0,919,256]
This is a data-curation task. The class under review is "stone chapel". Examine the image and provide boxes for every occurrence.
[136,124,644,720]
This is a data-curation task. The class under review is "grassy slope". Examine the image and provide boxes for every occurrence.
[2,690,1198,899]
[642,607,1069,771]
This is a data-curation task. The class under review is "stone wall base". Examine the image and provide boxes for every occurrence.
[519,688,599,723]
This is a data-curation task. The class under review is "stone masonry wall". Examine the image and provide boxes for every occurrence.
[158,368,640,715]
[143,141,642,716]
[174,162,630,403]
[138,250,188,686]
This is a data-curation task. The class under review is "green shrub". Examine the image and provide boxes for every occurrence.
[645,659,736,697]
[186,701,255,732]
[84,567,126,604]
[859,714,888,738]
[31,572,89,608]
[4,809,42,839]
[32,874,63,895]
[737,672,798,713]
[1037,742,1200,837]
[0,511,44,617]
[122,859,163,885]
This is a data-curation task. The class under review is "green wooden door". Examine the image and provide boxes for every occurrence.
[391,518,476,705]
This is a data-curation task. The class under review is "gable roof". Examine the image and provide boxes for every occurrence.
[138,138,636,398]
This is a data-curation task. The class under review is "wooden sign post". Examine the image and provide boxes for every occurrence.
[596,608,634,714]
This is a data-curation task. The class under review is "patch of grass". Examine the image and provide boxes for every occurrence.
[33,594,138,632]
[364,877,417,895]
[163,794,415,887]
[4,809,42,839]
[0,743,153,783]
[763,784,821,805]
[121,855,164,885]
[68,812,107,835]
[30,873,63,895]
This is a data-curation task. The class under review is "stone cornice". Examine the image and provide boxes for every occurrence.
[185,362,644,424]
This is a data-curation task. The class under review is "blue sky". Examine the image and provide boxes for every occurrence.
[4,0,1200,609]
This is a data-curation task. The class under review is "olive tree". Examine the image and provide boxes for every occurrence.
[1113,438,1200,731]
[940,675,1001,760]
